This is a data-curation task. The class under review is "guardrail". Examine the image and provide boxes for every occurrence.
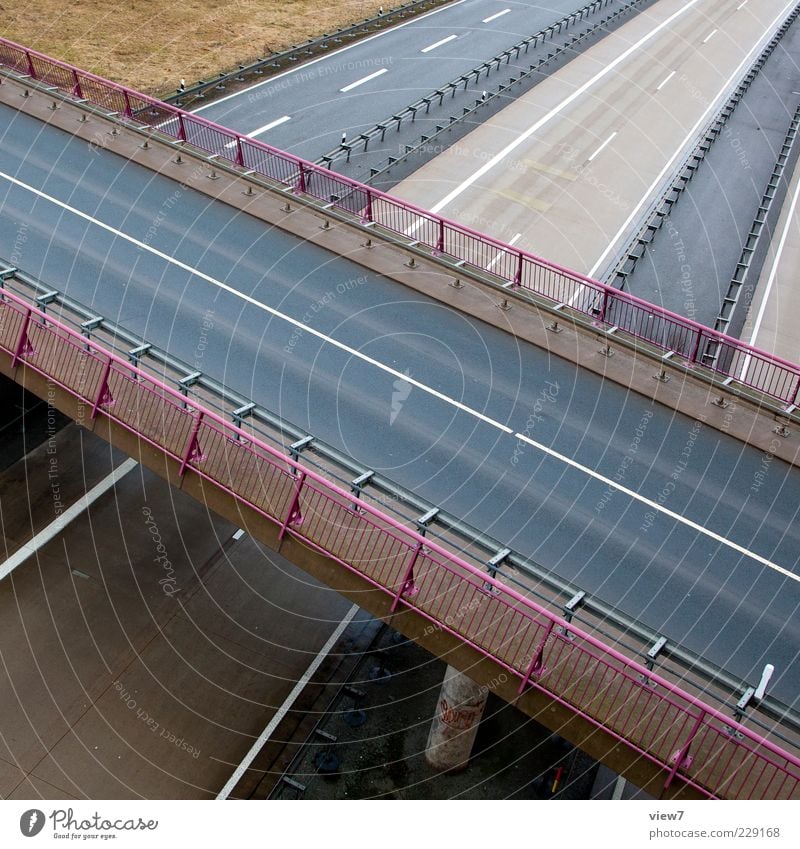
[2,36,800,411]
[1,286,798,799]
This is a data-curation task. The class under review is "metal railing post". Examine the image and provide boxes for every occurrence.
[90,359,113,419]
[663,710,706,790]
[10,308,32,367]
[278,471,307,541]
[390,541,423,612]
[72,69,83,99]
[178,410,204,475]
[436,218,444,253]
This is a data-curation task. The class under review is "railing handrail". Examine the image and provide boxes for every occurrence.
[2,36,800,387]
[2,284,799,797]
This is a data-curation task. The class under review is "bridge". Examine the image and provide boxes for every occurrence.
[1,29,799,800]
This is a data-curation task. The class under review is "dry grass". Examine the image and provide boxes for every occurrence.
[1,0,390,95]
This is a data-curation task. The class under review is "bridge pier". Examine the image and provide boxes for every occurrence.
[425,666,488,772]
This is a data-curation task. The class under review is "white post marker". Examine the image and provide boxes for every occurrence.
[754,664,775,701]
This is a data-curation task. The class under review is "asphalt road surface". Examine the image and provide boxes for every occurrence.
[193,0,602,160]
[1,105,799,706]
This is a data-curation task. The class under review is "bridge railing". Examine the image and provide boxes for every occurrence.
[2,287,799,799]
[2,36,800,410]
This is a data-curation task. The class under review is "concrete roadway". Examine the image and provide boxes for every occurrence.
[619,12,800,329]
[742,145,800,367]
[1,106,799,704]
[0,422,358,798]
[390,0,795,279]
[192,0,598,160]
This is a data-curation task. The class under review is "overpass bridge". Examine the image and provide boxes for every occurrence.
[1,37,799,799]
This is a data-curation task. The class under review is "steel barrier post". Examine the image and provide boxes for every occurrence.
[689,328,704,364]
[297,163,307,195]
[179,410,204,475]
[514,251,523,286]
[517,619,555,694]
[234,138,245,167]
[390,540,422,612]
[176,113,187,142]
[25,49,35,79]
[72,69,83,99]
[122,90,133,119]
[363,189,374,223]
[663,709,707,791]
[90,359,113,419]
[436,218,445,254]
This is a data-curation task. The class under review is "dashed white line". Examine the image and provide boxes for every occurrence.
[421,33,458,53]
[0,169,792,582]
[232,529,246,541]
[486,232,521,270]
[656,70,675,91]
[216,603,359,800]
[588,131,617,162]
[702,29,718,44]
[0,459,138,581]
[192,0,469,112]
[223,115,292,148]
[483,8,511,24]
[340,67,389,92]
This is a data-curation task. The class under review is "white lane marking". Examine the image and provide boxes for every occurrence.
[340,67,389,92]
[216,603,359,800]
[192,0,469,112]
[702,29,717,44]
[589,0,798,277]
[588,131,617,162]
[421,34,458,53]
[0,169,513,435]
[223,115,292,148]
[422,0,704,217]
[232,528,246,540]
[0,459,138,581]
[513,433,798,584]
[612,776,627,800]
[656,70,675,91]
[483,9,511,24]
[740,163,800,379]
[1,173,792,579]
[486,232,521,270]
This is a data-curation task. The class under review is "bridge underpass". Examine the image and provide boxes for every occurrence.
[1,40,799,799]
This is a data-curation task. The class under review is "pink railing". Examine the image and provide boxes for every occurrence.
[2,37,800,409]
[1,287,798,799]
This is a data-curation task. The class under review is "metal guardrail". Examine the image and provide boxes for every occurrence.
[317,0,640,175]
[5,261,798,750]
[2,35,800,415]
[160,0,451,106]
[1,285,799,799]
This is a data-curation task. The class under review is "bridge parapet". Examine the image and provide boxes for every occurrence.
[1,285,798,799]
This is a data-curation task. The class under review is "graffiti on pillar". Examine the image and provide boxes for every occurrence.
[439,698,482,730]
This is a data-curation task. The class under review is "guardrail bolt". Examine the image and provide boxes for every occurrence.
[546,320,562,333]
[108,127,119,137]
[653,368,670,383]
[242,185,255,197]
[282,202,293,213]
[77,114,88,123]
[320,218,331,230]
[449,278,463,289]
[49,100,59,110]
[361,238,373,249]
[497,298,511,311]
[405,257,417,268]
[712,395,729,409]
[173,153,183,164]
[772,423,790,438]
[139,140,149,150]
[598,341,614,357]
[207,168,219,181]
[21,89,30,98]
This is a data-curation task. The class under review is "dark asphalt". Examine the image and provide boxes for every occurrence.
[620,14,800,330]
[1,106,799,706]
[192,0,603,161]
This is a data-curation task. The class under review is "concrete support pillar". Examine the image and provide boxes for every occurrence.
[425,666,488,772]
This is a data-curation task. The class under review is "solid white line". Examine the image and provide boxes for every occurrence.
[192,0,470,112]
[483,9,511,24]
[232,528,246,540]
[339,67,388,92]
[513,433,797,584]
[1,173,791,580]
[421,34,458,53]
[424,0,705,217]
[702,29,717,44]
[216,603,359,799]
[223,115,292,148]
[0,169,513,435]
[656,70,675,91]
[588,131,617,162]
[486,232,521,270]
[0,459,138,581]
[739,165,800,380]
[589,0,798,277]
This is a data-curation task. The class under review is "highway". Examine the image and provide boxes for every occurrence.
[391,0,797,279]
[193,0,605,159]
[1,102,799,705]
